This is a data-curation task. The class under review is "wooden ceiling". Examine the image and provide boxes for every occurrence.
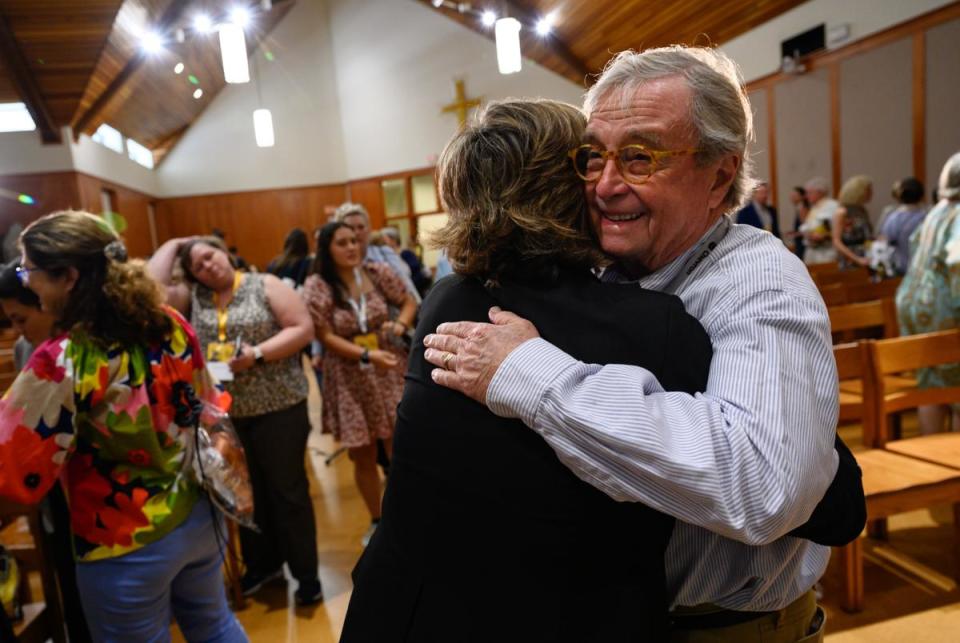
[418,0,810,86]
[0,0,291,158]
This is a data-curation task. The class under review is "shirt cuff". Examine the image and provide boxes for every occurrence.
[486,338,579,427]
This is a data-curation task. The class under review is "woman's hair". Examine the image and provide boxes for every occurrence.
[311,221,352,308]
[838,175,873,206]
[269,228,310,275]
[0,259,41,308]
[432,98,602,281]
[898,177,924,205]
[791,185,809,209]
[367,230,387,247]
[176,236,238,284]
[19,211,171,347]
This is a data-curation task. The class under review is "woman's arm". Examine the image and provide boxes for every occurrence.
[0,339,76,505]
[301,276,399,369]
[383,294,418,337]
[230,274,313,372]
[831,209,869,266]
[146,237,193,314]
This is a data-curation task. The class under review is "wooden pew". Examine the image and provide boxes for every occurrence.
[832,341,960,612]
[0,500,66,643]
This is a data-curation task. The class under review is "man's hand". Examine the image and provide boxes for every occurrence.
[423,307,539,403]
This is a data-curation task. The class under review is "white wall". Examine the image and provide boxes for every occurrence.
[70,133,160,195]
[0,128,73,175]
[722,0,956,82]
[157,0,347,197]
[327,0,584,179]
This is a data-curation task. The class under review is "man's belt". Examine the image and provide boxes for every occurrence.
[669,607,776,630]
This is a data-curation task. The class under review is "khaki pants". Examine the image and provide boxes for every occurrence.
[669,590,825,643]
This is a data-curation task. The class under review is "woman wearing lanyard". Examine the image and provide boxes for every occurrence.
[147,235,322,605]
[302,222,416,546]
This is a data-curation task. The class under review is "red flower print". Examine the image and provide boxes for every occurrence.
[26,341,67,383]
[127,449,151,467]
[0,423,63,504]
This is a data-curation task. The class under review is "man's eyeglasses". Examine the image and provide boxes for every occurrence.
[568,144,700,185]
[15,265,40,285]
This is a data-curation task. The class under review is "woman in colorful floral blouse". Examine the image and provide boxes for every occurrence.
[0,211,247,642]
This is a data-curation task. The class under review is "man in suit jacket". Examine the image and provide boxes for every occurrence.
[736,180,781,239]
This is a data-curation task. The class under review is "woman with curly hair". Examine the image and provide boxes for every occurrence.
[0,211,246,641]
[341,99,712,641]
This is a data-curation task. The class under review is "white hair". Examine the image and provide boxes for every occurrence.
[804,177,829,194]
[584,46,754,212]
[334,202,369,223]
[939,152,960,200]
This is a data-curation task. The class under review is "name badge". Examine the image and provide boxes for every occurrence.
[207,342,237,362]
[352,333,379,351]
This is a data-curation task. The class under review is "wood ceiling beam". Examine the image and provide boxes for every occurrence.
[0,10,61,144]
[417,0,592,86]
[72,0,193,140]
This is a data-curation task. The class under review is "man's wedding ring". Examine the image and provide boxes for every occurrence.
[442,353,454,370]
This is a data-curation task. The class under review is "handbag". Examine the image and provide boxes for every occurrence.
[0,545,21,623]
[172,382,257,530]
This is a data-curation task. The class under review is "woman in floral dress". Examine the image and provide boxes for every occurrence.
[0,211,246,642]
[897,152,960,434]
[303,221,416,545]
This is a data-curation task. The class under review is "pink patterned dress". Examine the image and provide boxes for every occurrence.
[302,262,408,448]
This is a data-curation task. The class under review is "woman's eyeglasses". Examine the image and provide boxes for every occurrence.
[15,265,40,286]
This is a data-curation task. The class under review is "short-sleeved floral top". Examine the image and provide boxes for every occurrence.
[0,307,229,562]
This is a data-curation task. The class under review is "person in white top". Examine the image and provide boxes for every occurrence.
[421,46,838,642]
[799,177,841,265]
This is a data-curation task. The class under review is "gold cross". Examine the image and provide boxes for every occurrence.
[441,79,481,127]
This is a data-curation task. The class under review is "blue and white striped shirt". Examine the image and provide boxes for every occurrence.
[486,218,839,611]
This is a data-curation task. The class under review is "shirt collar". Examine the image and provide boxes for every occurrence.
[600,215,728,290]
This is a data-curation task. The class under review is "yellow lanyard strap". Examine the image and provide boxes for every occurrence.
[213,272,243,342]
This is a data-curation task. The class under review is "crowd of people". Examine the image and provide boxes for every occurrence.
[0,41,958,643]
[737,170,932,276]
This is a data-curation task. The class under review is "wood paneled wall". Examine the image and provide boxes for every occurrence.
[75,173,155,259]
[154,183,348,269]
[0,171,153,260]
[746,1,960,230]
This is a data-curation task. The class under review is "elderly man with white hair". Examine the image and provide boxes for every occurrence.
[799,176,841,265]
[423,46,846,642]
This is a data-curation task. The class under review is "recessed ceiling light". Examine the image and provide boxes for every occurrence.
[141,30,164,54]
[193,88,203,99]
[174,62,184,74]
[481,10,496,27]
[193,14,213,34]
[230,7,251,28]
[536,11,556,36]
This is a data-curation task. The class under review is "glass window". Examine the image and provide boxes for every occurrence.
[416,213,449,268]
[91,124,124,154]
[382,179,408,217]
[0,102,35,133]
[412,174,438,213]
[126,138,155,169]
[386,217,411,249]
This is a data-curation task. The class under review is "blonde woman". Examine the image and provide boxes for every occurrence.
[832,174,874,268]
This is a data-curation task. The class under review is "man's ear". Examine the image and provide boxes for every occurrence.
[707,154,741,210]
[63,266,80,293]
